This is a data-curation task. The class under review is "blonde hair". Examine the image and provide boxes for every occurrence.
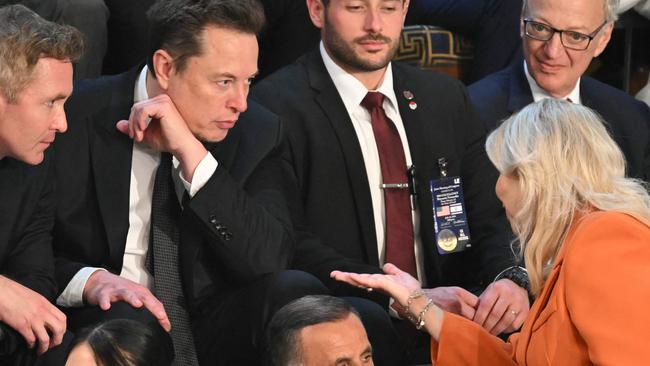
[0,4,83,103]
[486,99,650,296]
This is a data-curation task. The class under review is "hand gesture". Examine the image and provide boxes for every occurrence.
[0,276,66,355]
[83,271,171,332]
[473,279,529,335]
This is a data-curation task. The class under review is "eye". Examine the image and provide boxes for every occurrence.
[531,22,549,33]
[216,79,232,87]
[565,31,588,42]
[246,77,255,86]
[45,100,55,108]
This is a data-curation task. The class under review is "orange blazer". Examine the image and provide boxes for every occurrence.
[430,211,650,365]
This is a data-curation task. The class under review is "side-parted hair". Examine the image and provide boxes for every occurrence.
[522,0,620,22]
[264,295,361,366]
[70,319,174,366]
[0,4,83,103]
[486,99,650,295]
[146,0,265,77]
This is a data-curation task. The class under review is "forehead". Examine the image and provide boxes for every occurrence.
[185,26,258,75]
[299,315,370,362]
[20,57,73,100]
[525,0,605,29]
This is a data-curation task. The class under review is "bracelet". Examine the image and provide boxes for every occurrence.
[415,298,434,330]
[404,289,425,320]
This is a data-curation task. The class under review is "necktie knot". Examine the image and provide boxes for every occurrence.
[361,91,385,111]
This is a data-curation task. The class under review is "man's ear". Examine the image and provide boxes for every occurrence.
[306,0,326,29]
[151,49,175,91]
[402,0,410,20]
[593,22,613,58]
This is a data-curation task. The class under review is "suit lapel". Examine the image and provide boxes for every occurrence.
[508,61,535,114]
[90,69,139,260]
[306,51,379,265]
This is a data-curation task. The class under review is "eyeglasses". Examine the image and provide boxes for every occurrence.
[523,18,609,51]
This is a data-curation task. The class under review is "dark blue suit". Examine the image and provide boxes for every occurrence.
[469,61,650,181]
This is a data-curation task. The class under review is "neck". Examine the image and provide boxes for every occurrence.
[350,67,388,91]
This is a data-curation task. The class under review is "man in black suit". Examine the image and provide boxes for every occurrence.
[53,0,326,364]
[469,0,650,181]
[252,0,529,361]
[0,5,83,365]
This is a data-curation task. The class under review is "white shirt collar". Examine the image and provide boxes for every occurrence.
[134,65,149,103]
[524,60,581,104]
[319,42,399,112]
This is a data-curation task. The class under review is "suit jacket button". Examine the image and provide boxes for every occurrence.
[223,233,233,241]
[209,215,218,224]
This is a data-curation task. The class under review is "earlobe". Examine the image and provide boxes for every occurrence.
[152,49,174,90]
[306,0,325,29]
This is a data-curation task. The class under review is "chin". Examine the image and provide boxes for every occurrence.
[197,130,229,143]
[21,152,45,166]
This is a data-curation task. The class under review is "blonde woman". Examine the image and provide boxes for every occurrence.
[332,99,650,365]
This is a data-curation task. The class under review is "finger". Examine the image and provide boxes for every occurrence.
[97,291,112,311]
[44,309,66,347]
[141,294,171,332]
[17,325,36,350]
[505,311,527,333]
[32,324,51,355]
[382,263,402,275]
[456,288,479,308]
[116,120,130,135]
[483,298,509,334]
[473,289,498,326]
[120,290,144,308]
[44,318,66,347]
[458,301,476,320]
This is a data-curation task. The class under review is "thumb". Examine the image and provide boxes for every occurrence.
[382,263,402,275]
[115,120,130,135]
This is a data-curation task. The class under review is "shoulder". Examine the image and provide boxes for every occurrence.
[238,99,281,137]
[564,211,650,267]
[468,67,513,101]
[253,54,313,99]
[582,77,650,119]
[65,73,130,118]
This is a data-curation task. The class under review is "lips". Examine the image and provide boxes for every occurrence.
[538,60,565,73]
[215,120,237,129]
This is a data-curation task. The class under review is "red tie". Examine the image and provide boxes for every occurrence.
[361,92,417,278]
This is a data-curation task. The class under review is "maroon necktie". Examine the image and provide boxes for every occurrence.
[361,92,417,278]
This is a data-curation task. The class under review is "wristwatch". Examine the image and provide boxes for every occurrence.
[494,266,530,292]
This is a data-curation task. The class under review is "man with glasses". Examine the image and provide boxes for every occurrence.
[469,0,650,182]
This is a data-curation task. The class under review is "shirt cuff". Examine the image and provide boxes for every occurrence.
[178,152,218,198]
[56,267,106,307]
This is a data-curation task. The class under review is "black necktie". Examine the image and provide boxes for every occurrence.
[151,153,199,365]
[361,92,417,278]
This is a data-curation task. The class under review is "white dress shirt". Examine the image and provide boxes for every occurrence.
[320,43,427,284]
[524,61,581,104]
[57,66,218,307]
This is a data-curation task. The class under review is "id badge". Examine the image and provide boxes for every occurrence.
[430,176,471,254]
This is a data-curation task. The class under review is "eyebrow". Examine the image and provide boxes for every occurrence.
[210,70,259,80]
[528,17,593,33]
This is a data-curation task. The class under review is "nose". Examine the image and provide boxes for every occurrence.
[52,107,68,133]
[543,32,565,59]
[228,84,248,113]
[363,8,383,34]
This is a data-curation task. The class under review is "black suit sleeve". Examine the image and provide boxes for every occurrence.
[3,156,58,302]
[183,123,294,282]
